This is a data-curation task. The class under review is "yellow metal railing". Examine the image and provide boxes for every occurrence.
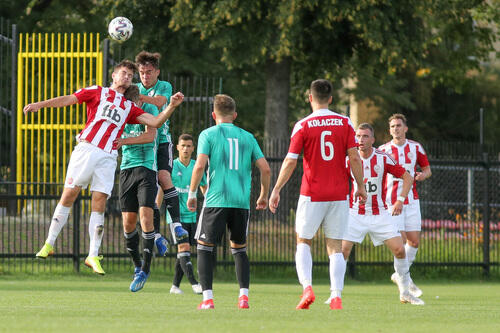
[17,33,103,197]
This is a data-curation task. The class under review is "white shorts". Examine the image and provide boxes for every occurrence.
[389,200,422,232]
[295,195,348,239]
[64,142,117,196]
[345,209,401,246]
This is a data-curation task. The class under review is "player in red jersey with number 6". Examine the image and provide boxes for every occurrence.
[24,60,184,275]
[269,79,367,310]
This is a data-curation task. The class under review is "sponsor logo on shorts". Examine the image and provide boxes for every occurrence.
[67,177,73,185]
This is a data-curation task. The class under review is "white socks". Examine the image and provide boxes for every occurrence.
[296,243,312,289]
[203,289,213,301]
[329,253,346,298]
[88,212,105,257]
[394,256,410,294]
[46,204,71,246]
[239,288,249,298]
[405,244,418,267]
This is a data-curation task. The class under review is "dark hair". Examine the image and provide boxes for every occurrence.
[213,94,236,116]
[124,85,140,102]
[178,133,194,143]
[114,59,137,73]
[389,113,407,125]
[135,51,161,69]
[358,123,374,136]
[310,79,332,103]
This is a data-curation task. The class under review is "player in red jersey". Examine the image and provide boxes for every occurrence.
[269,79,367,310]
[341,123,423,305]
[378,113,431,297]
[23,60,185,275]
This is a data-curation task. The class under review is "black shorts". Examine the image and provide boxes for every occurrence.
[157,142,173,173]
[119,167,157,212]
[170,222,197,245]
[195,207,249,245]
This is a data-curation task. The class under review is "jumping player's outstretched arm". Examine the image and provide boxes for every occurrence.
[255,157,271,210]
[140,94,167,109]
[269,157,297,213]
[136,92,184,128]
[113,127,157,150]
[23,95,79,114]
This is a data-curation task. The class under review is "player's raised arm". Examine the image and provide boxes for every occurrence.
[269,157,298,213]
[140,94,167,109]
[113,127,157,150]
[255,157,271,210]
[136,92,184,128]
[23,95,78,114]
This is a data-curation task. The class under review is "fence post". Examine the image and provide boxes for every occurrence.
[8,24,17,215]
[482,152,490,277]
[73,197,81,272]
[348,245,356,279]
[102,38,109,86]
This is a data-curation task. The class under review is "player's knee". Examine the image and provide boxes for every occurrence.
[297,237,312,246]
[231,247,246,255]
[197,243,215,252]
[178,243,190,252]
[393,245,406,258]
[341,242,352,260]
[407,239,419,248]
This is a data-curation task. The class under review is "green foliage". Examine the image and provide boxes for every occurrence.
[1,0,499,142]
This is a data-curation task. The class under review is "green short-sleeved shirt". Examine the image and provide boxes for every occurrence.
[120,103,159,171]
[166,158,207,223]
[198,123,265,209]
[136,80,172,144]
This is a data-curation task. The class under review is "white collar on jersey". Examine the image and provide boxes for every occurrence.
[391,139,408,147]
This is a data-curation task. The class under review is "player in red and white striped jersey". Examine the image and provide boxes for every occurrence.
[269,79,367,310]
[24,60,185,275]
[379,113,431,297]
[340,123,423,305]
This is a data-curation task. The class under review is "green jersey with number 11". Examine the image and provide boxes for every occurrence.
[197,123,264,209]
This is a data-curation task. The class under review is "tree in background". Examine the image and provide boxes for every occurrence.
[1,0,499,147]
[169,0,499,147]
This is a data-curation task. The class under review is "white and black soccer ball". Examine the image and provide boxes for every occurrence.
[108,17,133,42]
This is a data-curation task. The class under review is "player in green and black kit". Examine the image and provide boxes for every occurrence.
[187,94,271,310]
[117,85,159,292]
[135,51,189,256]
[167,134,207,295]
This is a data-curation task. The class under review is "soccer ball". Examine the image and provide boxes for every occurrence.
[108,17,133,42]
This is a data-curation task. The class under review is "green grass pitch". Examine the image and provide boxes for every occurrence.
[0,275,499,332]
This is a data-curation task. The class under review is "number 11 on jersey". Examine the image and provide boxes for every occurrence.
[227,138,239,170]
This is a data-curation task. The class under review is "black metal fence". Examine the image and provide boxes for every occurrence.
[0,19,16,183]
[1,144,499,276]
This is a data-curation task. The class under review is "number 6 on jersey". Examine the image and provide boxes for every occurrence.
[320,130,334,161]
